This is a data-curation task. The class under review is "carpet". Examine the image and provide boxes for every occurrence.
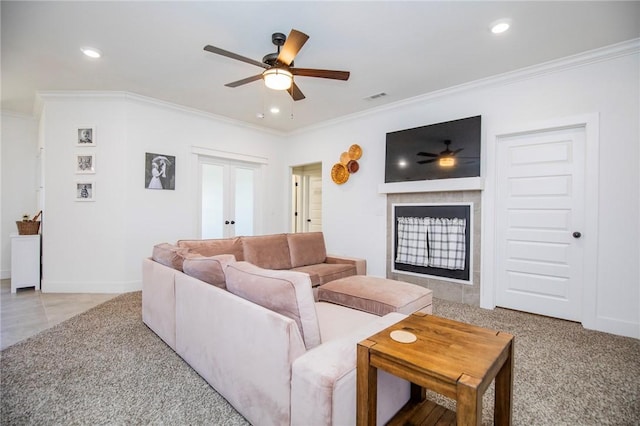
[1,291,639,425]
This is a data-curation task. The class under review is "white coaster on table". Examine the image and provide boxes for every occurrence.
[390,330,417,343]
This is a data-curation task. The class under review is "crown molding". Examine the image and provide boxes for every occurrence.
[34,90,286,137]
[1,110,37,121]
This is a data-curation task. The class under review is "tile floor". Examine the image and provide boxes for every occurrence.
[0,279,119,350]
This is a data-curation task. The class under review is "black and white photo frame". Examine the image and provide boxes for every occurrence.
[75,181,95,201]
[75,153,95,174]
[77,126,96,146]
[145,152,176,190]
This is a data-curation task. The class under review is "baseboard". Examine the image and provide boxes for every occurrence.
[590,316,640,339]
[0,269,10,280]
[41,280,141,294]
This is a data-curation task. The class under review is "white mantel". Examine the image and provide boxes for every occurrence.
[378,177,484,194]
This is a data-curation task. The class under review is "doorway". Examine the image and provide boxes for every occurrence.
[291,163,322,233]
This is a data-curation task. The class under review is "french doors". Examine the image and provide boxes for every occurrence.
[200,158,259,238]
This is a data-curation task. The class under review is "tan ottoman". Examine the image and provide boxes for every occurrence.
[317,275,432,316]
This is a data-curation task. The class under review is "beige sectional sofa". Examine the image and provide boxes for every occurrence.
[177,232,366,288]
[142,232,417,425]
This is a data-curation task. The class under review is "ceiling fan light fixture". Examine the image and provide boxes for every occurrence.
[439,157,456,167]
[263,68,293,90]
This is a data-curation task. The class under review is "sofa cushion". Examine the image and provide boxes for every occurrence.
[177,237,244,261]
[291,263,357,287]
[318,276,433,316]
[225,261,321,350]
[152,243,195,271]
[242,234,292,270]
[287,232,327,268]
[182,254,236,289]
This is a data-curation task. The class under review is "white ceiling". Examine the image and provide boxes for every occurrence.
[2,1,639,133]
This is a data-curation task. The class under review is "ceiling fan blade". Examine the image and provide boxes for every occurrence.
[204,45,269,69]
[292,68,350,81]
[417,159,438,164]
[277,29,309,66]
[416,152,438,157]
[225,74,263,88]
[452,148,464,155]
[288,82,306,101]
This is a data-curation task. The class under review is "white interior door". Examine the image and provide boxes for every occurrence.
[307,174,322,232]
[200,159,258,238]
[291,163,322,233]
[495,126,585,321]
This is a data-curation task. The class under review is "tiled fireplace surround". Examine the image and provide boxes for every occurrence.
[383,182,482,306]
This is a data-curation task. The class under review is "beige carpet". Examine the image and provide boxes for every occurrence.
[1,291,639,425]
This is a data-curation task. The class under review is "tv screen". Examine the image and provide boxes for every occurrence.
[385,115,481,183]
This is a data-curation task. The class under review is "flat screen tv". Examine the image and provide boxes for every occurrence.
[385,115,481,183]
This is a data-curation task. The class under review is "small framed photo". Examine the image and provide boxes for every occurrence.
[75,181,95,201]
[77,126,96,146]
[145,152,176,190]
[75,153,95,174]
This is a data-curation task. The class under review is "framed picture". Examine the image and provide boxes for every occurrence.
[75,153,95,174]
[75,181,95,201]
[77,126,96,146]
[145,152,175,190]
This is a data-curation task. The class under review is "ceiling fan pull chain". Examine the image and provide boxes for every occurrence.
[290,91,294,120]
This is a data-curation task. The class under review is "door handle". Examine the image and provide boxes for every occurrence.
[572,231,582,238]
[307,219,311,223]
[225,220,230,225]
[230,220,235,225]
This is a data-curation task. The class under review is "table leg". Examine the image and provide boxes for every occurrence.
[495,339,514,425]
[457,374,482,426]
[357,341,378,426]
[411,382,426,402]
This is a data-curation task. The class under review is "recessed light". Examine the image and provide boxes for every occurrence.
[490,19,511,34]
[270,107,280,114]
[81,47,102,58]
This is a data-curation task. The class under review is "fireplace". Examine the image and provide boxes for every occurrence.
[392,203,472,283]
[382,185,482,306]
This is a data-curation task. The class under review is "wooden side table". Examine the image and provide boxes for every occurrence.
[357,312,514,426]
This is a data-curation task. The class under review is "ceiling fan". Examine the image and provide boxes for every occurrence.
[416,140,469,167]
[203,29,350,101]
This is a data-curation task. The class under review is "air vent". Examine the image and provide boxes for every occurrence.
[364,92,387,101]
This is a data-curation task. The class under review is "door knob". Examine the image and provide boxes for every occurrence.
[307,219,311,223]
[230,220,235,225]
[572,231,582,238]
[225,220,230,225]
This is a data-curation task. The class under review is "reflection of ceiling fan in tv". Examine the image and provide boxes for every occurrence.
[416,140,476,167]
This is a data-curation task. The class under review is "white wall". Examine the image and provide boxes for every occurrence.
[1,112,38,278]
[37,93,285,293]
[284,44,640,338]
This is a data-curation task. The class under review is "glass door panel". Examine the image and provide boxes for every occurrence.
[201,163,225,239]
[234,167,254,236]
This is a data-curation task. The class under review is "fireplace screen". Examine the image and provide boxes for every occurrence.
[393,203,472,282]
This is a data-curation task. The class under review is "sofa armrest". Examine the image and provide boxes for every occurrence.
[142,258,178,350]
[291,312,410,426]
[325,254,366,275]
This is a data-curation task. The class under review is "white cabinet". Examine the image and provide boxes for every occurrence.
[10,234,41,293]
